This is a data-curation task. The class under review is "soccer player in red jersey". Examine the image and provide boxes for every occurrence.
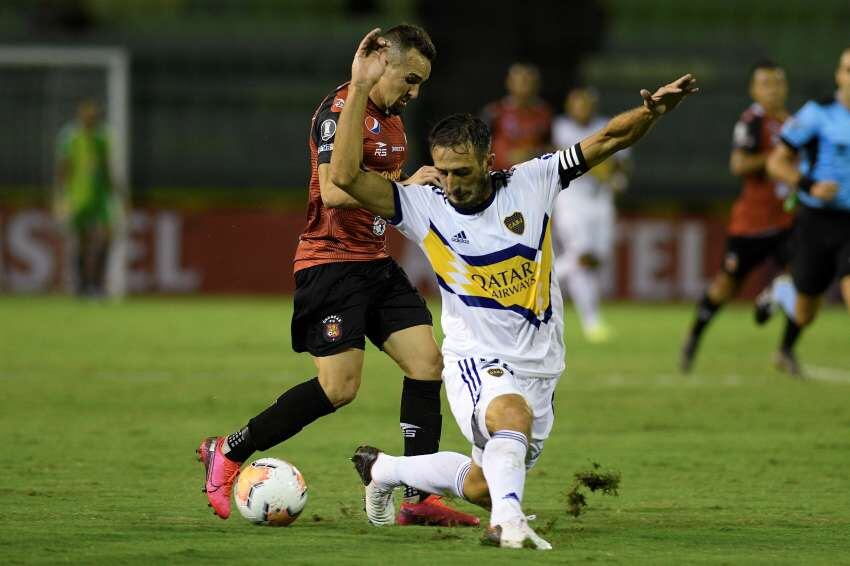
[197,24,477,527]
[482,63,553,171]
[681,61,793,373]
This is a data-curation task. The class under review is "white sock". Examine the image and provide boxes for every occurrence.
[371,451,472,499]
[565,266,601,331]
[482,430,528,525]
[772,276,797,319]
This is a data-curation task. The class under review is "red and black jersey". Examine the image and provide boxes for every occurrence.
[482,96,552,171]
[294,83,408,273]
[728,103,793,237]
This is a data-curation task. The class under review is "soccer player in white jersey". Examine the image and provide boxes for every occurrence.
[552,87,632,342]
[331,29,697,550]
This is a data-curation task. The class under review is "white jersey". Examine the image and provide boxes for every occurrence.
[552,115,628,203]
[390,143,588,376]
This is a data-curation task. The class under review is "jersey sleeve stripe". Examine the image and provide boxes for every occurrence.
[537,214,550,250]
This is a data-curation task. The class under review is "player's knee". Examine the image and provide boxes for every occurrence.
[399,347,443,380]
[708,273,736,303]
[794,296,819,326]
[841,276,850,312]
[797,308,817,326]
[484,394,532,437]
[317,370,361,407]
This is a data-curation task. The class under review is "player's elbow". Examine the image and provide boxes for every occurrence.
[729,156,744,177]
[320,189,346,208]
[329,165,357,191]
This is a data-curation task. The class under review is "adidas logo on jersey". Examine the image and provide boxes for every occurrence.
[451,230,470,244]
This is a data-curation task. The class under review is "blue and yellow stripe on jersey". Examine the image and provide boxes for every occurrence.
[422,216,554,328]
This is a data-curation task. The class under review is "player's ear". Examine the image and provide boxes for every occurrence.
[486,153,495,169]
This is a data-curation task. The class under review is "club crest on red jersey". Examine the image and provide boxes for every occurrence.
[365,116,381,134]
[320,119,336,141]
[372,216,386,236]
[322,315,343,342]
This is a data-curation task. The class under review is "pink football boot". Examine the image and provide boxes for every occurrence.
[197,436,242,519]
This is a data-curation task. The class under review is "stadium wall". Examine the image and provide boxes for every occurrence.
[0,207,775,301]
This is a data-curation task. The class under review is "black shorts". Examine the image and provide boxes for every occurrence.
[791,205,850,295]
[721,228,793,280]
[291,258,433,357]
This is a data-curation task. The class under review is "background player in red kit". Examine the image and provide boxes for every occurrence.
[680,61,793,373]
[481,63,553,170]
[197,25,477,527]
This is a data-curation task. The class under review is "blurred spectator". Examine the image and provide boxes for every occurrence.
[552,86,631,343]
[53,99,114,297]
[481,63,552,170]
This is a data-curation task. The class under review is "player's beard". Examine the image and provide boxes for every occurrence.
[387,96,411,115]
[449,175,491,209]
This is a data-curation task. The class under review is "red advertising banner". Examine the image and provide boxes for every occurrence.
[0,208,777,299]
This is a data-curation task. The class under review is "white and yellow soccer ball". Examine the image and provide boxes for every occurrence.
[234,458,308,526]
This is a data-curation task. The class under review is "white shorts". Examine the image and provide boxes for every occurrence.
[443,356,559,470]
[554,190,615,260]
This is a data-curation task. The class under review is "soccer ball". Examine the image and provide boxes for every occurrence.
[234,458,308,526]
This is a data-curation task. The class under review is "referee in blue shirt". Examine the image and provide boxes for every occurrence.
[767,47,850,375]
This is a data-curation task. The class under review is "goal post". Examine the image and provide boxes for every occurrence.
[0,46,130,298]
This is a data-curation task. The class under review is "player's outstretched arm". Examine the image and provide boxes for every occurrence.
[329,28,396,218]
[579,74,698,169]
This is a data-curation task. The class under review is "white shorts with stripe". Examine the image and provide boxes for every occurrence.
[443,356,559,470]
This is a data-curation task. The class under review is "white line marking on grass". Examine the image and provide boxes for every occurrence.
[804,365,850,383]
[571,374,748,389]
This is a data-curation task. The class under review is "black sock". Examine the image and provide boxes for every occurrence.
[399,377,442,500]
[222,426,255,462]
[781,315,803,353]
[244,377,336,454]
[690,293,722,339]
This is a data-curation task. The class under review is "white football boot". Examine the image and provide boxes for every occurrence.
[351,445,396,526]
[482,516,552,550]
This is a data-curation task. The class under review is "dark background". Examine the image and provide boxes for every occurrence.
[0,0,847,206]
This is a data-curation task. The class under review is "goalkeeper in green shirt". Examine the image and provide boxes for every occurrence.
[53,100,114,297]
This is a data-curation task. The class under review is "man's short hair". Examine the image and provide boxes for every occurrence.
[382,24,436,62]
[428,114,491,158]
[509,62,540,78]
[567,84,599,99]
[749,59,782,82]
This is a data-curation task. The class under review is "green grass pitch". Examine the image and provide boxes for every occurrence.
[1,297,848,564]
